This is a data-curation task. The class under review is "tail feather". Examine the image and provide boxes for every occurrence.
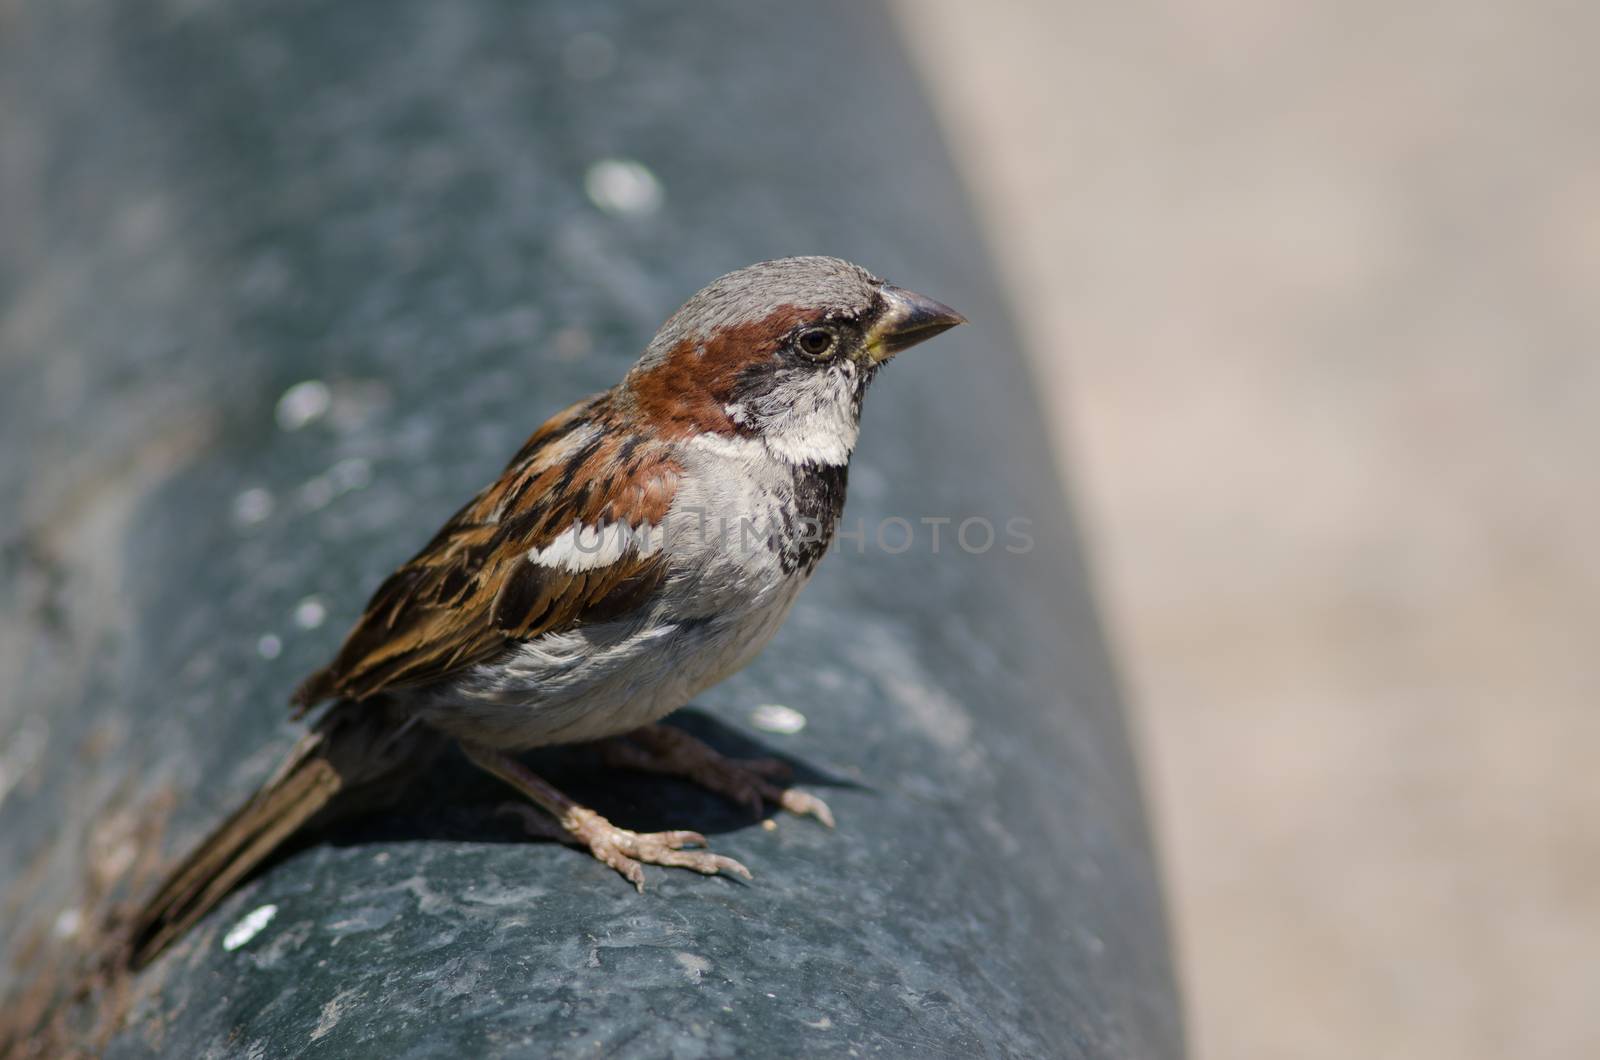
[127,703,426,969]
[127,734,341,968]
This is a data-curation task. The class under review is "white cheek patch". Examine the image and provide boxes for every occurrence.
[529,521,662,572]
[757,369,859,467]
[761,424,855,467]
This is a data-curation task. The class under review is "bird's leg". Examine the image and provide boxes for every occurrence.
[460,741,751,891]
[597,723,834,827]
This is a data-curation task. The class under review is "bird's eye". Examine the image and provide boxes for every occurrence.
[795,326,838,359]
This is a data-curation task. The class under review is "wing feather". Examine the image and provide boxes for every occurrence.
[291,393,679,711]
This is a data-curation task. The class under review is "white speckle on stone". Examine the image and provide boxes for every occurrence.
[300,456,373,511]
[232,487,275,527]
[674,951,711,983]
[562,32,616,80]
[299,475,336,511]
[293,596,327,630]
[311,987,360,1042]
[223,903,277,951]
[257,633,283,660]
[584,158,663,217]
[750,703,807,735]
[275,380,332,431]
[53,908,83,939]
[328,457,373,492]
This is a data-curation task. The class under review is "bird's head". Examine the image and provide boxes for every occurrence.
[624,256,965,466]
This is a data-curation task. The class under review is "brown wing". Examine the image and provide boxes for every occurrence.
[291,392,682,711]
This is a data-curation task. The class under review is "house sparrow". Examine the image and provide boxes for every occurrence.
[127,256,963,968]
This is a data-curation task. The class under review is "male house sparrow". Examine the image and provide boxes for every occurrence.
[127,256,963,967]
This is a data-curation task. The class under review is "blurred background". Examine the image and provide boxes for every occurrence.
[892,1,1598,1058]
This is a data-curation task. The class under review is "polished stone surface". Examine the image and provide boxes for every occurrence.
[0,2,1180,1056]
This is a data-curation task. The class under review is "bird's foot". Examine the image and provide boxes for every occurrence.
[568,807,749,891]
[468,743,751,890]
[495,802,749,891]
[598,723,835,827]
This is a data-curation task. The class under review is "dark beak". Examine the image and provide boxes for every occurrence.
[865,284,967,362]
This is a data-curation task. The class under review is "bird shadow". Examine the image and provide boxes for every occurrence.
[273,708,864,865]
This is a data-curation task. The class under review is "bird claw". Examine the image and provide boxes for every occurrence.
[564,807,751,889]
[775,787,835,828]
[599,725,833,828]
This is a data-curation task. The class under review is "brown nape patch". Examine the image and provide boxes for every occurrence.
[626,304,810,437]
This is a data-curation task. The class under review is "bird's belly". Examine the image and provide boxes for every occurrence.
[414,574,807,749]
